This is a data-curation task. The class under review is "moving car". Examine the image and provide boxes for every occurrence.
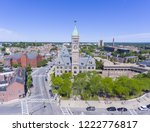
[117,107,128,112]
[138,105,148,111]
[86,106,96,111]
[106,107,116,111]
[49,90,54,97]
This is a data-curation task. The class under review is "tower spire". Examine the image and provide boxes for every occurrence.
[72,20,79,36]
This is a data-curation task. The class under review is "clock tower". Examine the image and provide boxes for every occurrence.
[72,21,80,75]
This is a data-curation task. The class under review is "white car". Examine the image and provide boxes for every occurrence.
[138,106,148,111]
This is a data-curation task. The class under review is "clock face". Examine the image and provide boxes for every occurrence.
[73,45,77,50]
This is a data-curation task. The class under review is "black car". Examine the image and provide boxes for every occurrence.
[45,77,47,81]
[147,104,150,109]
[86,106,96,111]
[49,90,54,97]
[107,107,116,111]
[117,107,128,112]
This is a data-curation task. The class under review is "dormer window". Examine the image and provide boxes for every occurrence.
[89,61,92,64]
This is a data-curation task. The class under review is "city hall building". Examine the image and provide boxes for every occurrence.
[55,24,96,76]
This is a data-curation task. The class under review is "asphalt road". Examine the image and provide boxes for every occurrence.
[0,64,62,115]
[29,65,62,115]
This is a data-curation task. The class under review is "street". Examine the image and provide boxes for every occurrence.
[1,63,150,115]
[0,64,62,115]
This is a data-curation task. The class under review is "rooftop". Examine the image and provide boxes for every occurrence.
[72,24,79,36]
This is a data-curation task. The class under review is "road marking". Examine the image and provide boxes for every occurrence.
[20,99,29,115]
[32,75,46,77]
[28,94,43,99]
[60,107,73,115]
[27,98,55,103]
[129,109,137,115]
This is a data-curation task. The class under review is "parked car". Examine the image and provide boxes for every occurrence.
[138,106,148,111]
[49,90,54,97]
[107,107,116,111]
[45,77,47,81]
[117,107,128,112]
[147,104,150,109]
[86,106,96,111]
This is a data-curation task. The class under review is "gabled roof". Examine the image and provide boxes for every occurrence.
[12,53,21,60]
[27,52,38,59]
[55,46,71,66]
[60,46,70,57]
[79,56,95,66]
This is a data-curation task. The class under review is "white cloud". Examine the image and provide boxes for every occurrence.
[0,28,24,41]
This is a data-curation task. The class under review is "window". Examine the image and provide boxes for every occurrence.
[74,66,77,69]
[79,71,82,73]
[65,71,67,73]
[92,67,94,69]
[88,67,90,69]
[74,71,77,74]
[67,63,69,65]
[81,63,84,65]
[89,61,92,64]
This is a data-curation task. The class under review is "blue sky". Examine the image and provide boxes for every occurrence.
[0,0,150,42]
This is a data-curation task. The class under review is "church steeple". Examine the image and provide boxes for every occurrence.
[72,21,79,36]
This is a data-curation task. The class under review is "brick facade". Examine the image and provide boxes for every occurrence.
[0,82,24,102]
[10,53,43,68]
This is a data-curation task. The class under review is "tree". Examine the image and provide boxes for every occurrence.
[52,76,63,89]
[26,64,32,73]
[58,79,72,98]
[12,63,21,68]
[27,75,32,89]
[89,74,102,96]
[37,59,48,67]
[96,60,104,69]
[0,66,3,72]
[101,77,114,97]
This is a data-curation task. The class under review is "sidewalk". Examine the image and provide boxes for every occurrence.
[60,93,150,109]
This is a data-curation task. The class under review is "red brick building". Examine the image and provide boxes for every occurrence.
[0,68,25,102]
[10,52,43,68]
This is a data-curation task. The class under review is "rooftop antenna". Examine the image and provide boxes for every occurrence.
[113,38,115,47]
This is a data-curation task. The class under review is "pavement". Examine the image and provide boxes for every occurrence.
[60,92,150,110]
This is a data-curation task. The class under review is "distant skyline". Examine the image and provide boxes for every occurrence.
[0,0,150,42]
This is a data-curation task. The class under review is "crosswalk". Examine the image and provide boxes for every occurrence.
[32,75,46,77]
[27,98,55,103]
[60,107,73,115]
[21,100,29,115]
[20,98,56,115]
[129,109,137,115]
